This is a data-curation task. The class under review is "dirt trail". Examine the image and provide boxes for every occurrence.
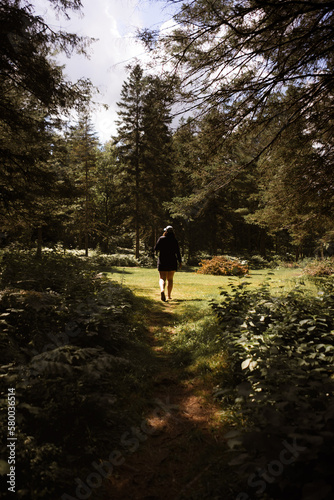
[105,300,233,500]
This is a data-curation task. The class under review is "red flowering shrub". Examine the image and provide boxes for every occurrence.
[303,258,334,277]
[197,256,249,276]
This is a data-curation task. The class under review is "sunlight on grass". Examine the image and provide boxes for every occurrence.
[107,266,305,306]
[106,265,311,385]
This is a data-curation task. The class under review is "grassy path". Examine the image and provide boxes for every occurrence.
[103,267,302,499]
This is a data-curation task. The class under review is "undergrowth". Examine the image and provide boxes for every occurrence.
[0,250,156,499]
[164,276,334,499]
[210,278,334,499]
[302,257,334,277]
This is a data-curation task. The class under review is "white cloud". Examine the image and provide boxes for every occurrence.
[33,0,175,143]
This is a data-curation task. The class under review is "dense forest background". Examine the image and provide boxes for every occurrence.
[1,2,334,499]
[2,0,334,264]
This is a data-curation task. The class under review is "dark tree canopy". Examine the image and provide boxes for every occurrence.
[145,0,334,143]
[114,64,175,255]
[137,0,334,250]
[0,0,92,217]
[0,0,90,116]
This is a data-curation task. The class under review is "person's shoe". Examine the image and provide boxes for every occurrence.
[161,291,166,301]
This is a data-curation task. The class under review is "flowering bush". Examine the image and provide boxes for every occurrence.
[197,256,249,276]
[303,258,334,276]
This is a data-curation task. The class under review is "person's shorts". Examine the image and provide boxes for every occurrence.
[158,265,177,272]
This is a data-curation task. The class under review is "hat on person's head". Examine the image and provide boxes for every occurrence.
[164,225,174,233]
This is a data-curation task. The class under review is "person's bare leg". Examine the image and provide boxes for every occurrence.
[159,271,167,300]
[167,271,175,299]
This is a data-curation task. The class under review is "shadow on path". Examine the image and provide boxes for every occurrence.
[103,295,235,500]
[171,298,204,303]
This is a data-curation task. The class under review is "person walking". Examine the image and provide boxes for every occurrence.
[154,225,182,301]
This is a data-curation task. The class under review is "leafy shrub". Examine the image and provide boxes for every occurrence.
[303,258,334,277]
[137,253,156,268]
[197,255,249,276]
[0,343,149,499]
[91,253,138,268]
[0,252,137,358]
[187,251,212,267]
[211,279,334,499]
[244,254,271,269]
[241,254,286,269]
[84,250,155,269]
[278,260,301,268]
[0,250,155,499]
[0,250,95,295]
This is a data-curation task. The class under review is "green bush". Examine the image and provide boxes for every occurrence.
[0,250,139,357]
[211,279,334,499]
[0,250,155,499]
[0,249,95,295]
[244,254,271,269]
[137,253,156,268]
[197,255,249,276]
[90,253,138,268]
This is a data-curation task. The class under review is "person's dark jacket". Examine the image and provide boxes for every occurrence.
[154,233,182,271]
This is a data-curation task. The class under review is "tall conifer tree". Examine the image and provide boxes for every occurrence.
[67,116,99,255]
[115,65,175,256]
[115,64,144,258]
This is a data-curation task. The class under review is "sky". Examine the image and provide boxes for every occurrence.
[33,0,177,143]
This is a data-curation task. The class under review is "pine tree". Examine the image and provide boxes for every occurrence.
[145,0,334,142]
[115,64,144,258]
[140,0,334,232]
[0,0,93,247]
[115,65,175,256]
[141,74,174,248]
[94,142,126,252]
[67,116,99,256]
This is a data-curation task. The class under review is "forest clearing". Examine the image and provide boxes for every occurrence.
[2,0,334,499]
[104,266,306,499]
[1,251,333,499]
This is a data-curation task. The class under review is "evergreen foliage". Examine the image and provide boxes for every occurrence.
[65,116,100,255]
[0,250,154,499]
[0,0,94,250]
[138,0,334,256]
[146,0,334,143]
[114,64,175,256]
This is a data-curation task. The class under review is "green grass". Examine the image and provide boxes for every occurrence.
[106,265,308,377]
[107,266,305,306]
[102,265,329,497]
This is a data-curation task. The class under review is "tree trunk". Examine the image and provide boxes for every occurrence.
[135,182,140,259]
[36,226,43,259]
[259,228,266,257]
[154,225,157,248]
[247,225,252,252]
[84,120,89,258]
[212,207,218,255]
[275,234,279,254]
[85,232,89,257]
[135,114,140,260]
